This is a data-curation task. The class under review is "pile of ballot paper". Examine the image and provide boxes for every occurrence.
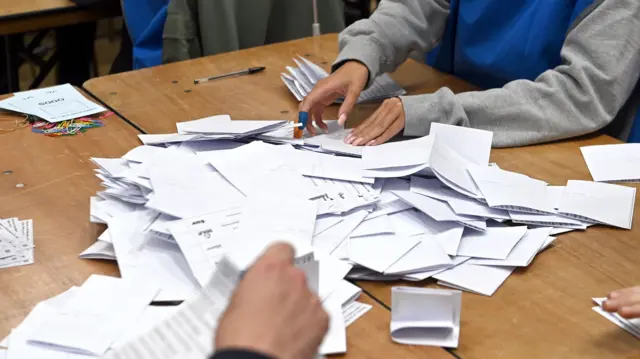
[4,115,637,357]
[281,56,406,103]
[0,218,34,269]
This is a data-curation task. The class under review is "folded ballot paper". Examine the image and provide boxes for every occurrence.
[391,287,462,348]
[592,297,640,339]
[581,143,640,182]
[282,56,406,103]
[0,218,34,269]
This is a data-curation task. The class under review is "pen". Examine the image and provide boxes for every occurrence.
[194,66,266,84]
[294,111,309,139]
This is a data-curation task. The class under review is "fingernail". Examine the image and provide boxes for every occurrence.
[608,292,620,299]
[323,127,329,134]
[338,113,347,126]
[344,134,354,144]
[353,138,364,146]
[366,140,376,146]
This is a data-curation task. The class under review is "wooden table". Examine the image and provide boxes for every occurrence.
[84,34,640,358]
[0,0,121,36]
[0,91,454,359]
[83,34,475,134]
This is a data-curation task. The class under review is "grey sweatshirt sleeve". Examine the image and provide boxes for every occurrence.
[336,0,640,147]
[402,0,640,147]
[333,0,450,86]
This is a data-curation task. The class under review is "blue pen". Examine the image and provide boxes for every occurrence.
[295,111,309,139]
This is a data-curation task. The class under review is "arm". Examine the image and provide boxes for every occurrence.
[333,0,450,84]
[401,0,640,147]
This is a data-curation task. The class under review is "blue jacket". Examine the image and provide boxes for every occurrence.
[426,0,640,142]
[122,0,169,70]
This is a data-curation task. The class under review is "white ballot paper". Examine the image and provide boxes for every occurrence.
[361,135,433,169]
[390,287,461,348]
[169,207,243,286]
[393,189,487,231]
[557,180,636,229]
[410,176,510,220]
[27,275,159,357]
[468,166,555,214]
[456,226,528,260]
[104,257,240,359]
[343,301,373,327]
[384,235,452,275]
[468,227,552,267]
[592,297,640,339]
[0,84,105,122]
[319,303,347,355]
[348,234,420,273]
[580,144,640,182]
[434,262,515,296]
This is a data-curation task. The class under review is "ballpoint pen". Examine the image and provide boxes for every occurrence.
[194,66,266,84]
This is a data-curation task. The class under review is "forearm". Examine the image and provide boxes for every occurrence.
[402,0,640,147]
[210,349,274,359]
[333,0,450,85]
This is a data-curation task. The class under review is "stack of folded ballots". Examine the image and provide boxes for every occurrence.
[5,115,636,357]
[0,217,34,269]
[281,56,406,103]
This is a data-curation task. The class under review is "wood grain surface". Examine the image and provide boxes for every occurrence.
[83,34,476,134]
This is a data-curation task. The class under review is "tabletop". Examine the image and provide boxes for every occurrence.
[0,91,455,359]
[0,0,121,36]
[85,33,640,358]
[83,34,476,134]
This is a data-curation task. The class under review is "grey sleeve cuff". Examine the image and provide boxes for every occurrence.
[332,39,385,88]
[401,88,468,137]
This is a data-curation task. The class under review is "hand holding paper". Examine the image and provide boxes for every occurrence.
[216,243,329,359]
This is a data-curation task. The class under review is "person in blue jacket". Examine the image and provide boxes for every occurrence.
[301,0,640,146]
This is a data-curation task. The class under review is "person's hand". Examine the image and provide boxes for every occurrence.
[215,243,329,359]
[344,97,406,146]
[603,286,640,319]
[299,61,369,135]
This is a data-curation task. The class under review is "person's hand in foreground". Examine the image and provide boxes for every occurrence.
[603,286,640,319]
[299,61,369,135]
[343,97,406,146]
[214,243,329,359]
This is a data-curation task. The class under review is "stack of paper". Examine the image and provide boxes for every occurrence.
[281,56,406,103]
[592,297,640,339]
[0,218,34,269]
[0,84,106,123]
[139,115,298,145]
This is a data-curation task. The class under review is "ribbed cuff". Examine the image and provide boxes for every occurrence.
[210,349,274,359]
[401,88,460,137]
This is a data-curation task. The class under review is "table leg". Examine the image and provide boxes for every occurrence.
[3,35,20,92]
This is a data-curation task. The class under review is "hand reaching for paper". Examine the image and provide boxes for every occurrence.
[214,243,329,359]
[299,61,369,135]
[344,97,406,146]
[603,286,640,319]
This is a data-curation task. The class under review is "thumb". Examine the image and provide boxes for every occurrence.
[338,87,361,126]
